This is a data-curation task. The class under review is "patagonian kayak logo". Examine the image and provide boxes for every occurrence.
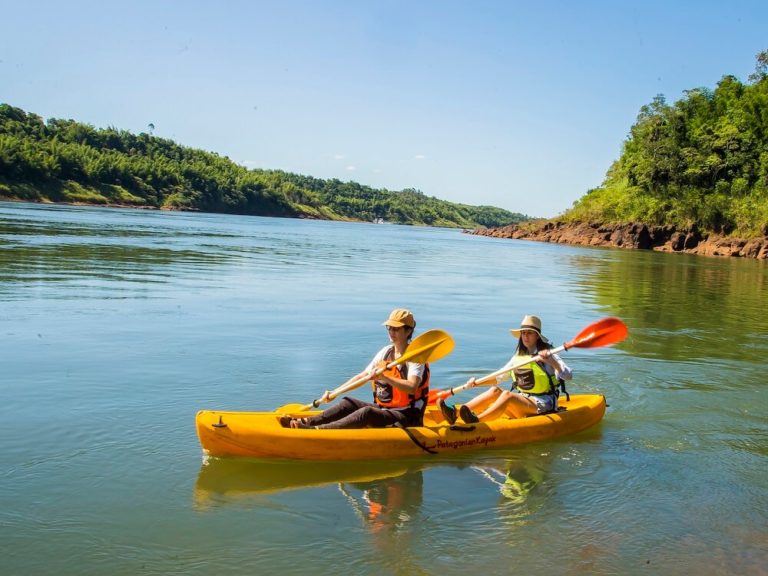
[433,434,498,451]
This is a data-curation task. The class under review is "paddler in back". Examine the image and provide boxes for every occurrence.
[438,314,571,423]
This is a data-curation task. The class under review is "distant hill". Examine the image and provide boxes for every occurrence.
[0,104,529,228]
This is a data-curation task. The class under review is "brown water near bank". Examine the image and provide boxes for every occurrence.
[468,220,768,259]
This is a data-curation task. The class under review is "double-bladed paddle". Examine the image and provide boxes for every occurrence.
[278,328,455,413]
[430,316,628,402]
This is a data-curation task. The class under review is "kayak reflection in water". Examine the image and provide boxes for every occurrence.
[281,309,431,430]
[473,456,549,524]
[338,468,424,534]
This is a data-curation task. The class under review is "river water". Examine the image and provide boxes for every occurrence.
[1,202,766,575]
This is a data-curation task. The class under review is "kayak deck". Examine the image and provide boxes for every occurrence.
[196,394,606,461]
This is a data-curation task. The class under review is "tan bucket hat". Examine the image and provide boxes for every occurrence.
[510,314,549,343]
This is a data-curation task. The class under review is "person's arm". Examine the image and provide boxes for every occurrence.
[539,349,572,381]
[319,347,387,402]
[496,356,516,384]
[461,356,515,388]
[553,354,572,380]
[342,369,374,386]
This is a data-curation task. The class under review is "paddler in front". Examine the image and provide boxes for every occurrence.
[280,308,431,429]
[438,314,571,423]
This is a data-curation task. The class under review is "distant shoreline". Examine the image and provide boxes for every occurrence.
[7,198,766,258]
[0,197,448,227]
[467,221,768,260]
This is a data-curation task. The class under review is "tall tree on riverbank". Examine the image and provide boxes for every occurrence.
[565,50,768,237]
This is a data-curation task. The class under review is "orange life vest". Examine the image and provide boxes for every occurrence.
[371,346,430,409]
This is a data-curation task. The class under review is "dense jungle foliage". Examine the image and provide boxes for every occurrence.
[0,104,527,228]
[565,51,768,237]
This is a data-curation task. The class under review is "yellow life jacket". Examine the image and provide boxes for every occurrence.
[510,353,557,395]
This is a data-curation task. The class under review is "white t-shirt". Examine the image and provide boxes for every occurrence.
[366,344,426,383]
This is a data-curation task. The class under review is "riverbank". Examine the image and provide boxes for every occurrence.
[467,220,768,259]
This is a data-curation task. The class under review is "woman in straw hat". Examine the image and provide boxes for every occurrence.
[438,315,572,424]
[281,308,430,429]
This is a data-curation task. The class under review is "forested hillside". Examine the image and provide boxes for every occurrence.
[563,51,768,237]
[0,104,527,228]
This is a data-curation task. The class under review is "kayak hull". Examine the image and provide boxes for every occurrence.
[196,394,606,461]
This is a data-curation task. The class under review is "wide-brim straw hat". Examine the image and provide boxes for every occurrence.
[510,315,549,343]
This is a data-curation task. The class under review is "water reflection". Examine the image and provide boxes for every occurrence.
[568,250,768,363]
[339,469,424,533]
[194,452,555,531]
[193,457,415,510]
[0,210,240,290]
[471,454,551,526]
[5,202,767,575]
[339,469,426,574]
[194,457,434,573]
[0,202,438,296]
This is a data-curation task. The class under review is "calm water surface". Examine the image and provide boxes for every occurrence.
[1,202,766,575]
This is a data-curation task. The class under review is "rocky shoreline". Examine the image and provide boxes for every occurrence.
[467,221,768,259]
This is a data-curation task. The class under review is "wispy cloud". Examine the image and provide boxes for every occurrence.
[414,154,426,160]
[346,165,356,171]
[334,154,345,160]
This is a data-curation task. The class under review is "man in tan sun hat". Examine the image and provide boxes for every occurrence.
[438,313,572,424]
[281,308,430,430]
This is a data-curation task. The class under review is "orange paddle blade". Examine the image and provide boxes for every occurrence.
[565,317,628,350]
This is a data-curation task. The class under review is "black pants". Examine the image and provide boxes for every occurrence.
[305,396,421,429]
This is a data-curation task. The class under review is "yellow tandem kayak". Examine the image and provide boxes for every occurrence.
[195,394,606,461]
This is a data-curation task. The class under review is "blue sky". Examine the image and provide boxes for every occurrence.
[2,0,766,217]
